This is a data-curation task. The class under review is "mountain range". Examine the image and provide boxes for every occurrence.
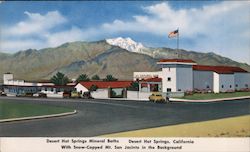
[0,37,249,82]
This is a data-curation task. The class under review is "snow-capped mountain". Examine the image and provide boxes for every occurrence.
[106,37,146,53]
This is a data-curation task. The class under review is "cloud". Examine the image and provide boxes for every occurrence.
[3,11,67,37]
[102,2,249,38]
[46,27,84,47]
[1,10,101,51]
[100,1,250,64]
[1,2,250,64]
[1,39,45,51]
[1,11,68,51]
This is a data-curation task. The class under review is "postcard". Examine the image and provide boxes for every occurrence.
[0,1,249,152]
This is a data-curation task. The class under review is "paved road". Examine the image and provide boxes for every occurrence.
[0,97,249,137]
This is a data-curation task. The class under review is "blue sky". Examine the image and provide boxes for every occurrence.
[0,1,249,64]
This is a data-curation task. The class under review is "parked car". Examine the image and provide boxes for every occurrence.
[33,92,47,98]
[16,92,33,97]
[82,92,93,99]
[0,91,7,96]
[16,93,25,97]
[149,92,166,103]
[71,91,81,98]
[63,91,71,98]
[38,92,47,98]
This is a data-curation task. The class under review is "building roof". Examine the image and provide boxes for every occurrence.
[78,81,133,89]
[158,59,196,63]
[193,65,248,74]
[42,84,75,88]
[141,77,162,82]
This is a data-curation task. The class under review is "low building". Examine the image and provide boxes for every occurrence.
[75,81,132,98]
[3,73,75,97]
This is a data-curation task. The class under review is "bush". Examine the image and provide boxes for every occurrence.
[185,90,194,96]
[103,75,118,81]
[89,85,98,92]
[76,74,90,82]
[128,81,139,91]
[91,75,100,80]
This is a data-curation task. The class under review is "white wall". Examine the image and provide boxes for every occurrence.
[91,89,109,99]
[3,74,13,84]
[75,83,89,93]
[176,67,193,92]
[214,73,235,93]
[4,80,40,86]
[213,72,220,93]
[193,71,213,91]
[234,73,250,90]
[127,91,151,100]
[162,67,177,93]
[220,74,235,92]
[46,93,63,98]
[133,71,162,80]
[3,73,55,86]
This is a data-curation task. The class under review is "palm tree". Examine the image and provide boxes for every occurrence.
[104,74,118,81]
[91,75,100,80]
[89,85,98,92]
[76,74,90,82]
[128,81,139,91]
[50,72,69,85]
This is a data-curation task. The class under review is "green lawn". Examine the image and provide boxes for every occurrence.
[181,91,250,100]
[0,100,74,120]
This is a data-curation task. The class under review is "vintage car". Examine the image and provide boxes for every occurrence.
[149,92,166,103]
[71,91,81,98]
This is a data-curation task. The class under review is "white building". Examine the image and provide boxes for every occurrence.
[3,73,75,97]
[75,81,132,99]
[193,65,249,93]
[134,59,250,95]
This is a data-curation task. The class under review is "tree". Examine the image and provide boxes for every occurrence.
[104,74,118,81]
[76,74,90,82]
[50,72,69,85]
[128,81,139,91]
[89,85,98,92]
[91,75,100,80]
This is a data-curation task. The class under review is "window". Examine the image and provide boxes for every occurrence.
[167,77,171,81]
[167,88,171,92]
[221,85,224,88]
[178,89,181,91]
[229,85,232,88]
[235,84,238,87]
[206,85,210,89]
[245,84,249,88]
